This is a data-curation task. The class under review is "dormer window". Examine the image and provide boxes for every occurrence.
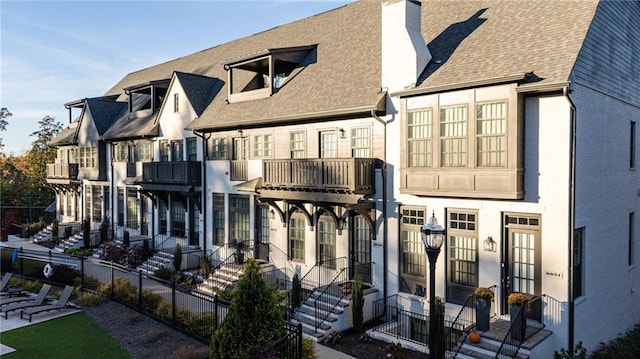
[224,45,316,103]
[125,80,169,113]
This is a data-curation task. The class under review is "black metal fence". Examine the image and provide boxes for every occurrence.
[3,246,302,355]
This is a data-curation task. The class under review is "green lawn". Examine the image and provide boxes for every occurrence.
[1,312,130,359]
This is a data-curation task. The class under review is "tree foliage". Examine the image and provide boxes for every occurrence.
[0,107,11,150]
[211,258,285,358]
[352,275,365,333]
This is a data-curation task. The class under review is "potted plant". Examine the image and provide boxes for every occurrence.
[231,239,247,264]
[508,292,529,341]
[474,287,494,331]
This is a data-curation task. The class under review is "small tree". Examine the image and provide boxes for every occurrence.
[51,220,59,243]
[82,219,90,247]
[64,226,72,239]
[352,275,364,333]
[122,231,130,247]
[291,273,302,309]
[211,258,285,358]
[200,256,212,279]
[173,243,182,272]
[99,218,109,244]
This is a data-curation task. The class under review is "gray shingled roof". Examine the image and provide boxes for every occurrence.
[103,1,382,132]
[48,119,79,146]
[174,72,222,117]
[86,99,128,135]
[100,0,600,130]
[414,0,599,92]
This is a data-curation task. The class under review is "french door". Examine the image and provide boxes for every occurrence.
[502,213,542,322]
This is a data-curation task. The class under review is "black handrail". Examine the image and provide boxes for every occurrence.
[312,266,348,331]
[495,294,545,358]
[450,285,497,355]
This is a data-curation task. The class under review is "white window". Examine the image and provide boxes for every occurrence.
[440,106,467,167]
[136,142,152,161]
[173,93,179,113]
[115,144,127,162]
[79,147,97,168]
[290,131,306,159]
[254,134,273,158]
[477,102,507,167]
[408,110,432,167]
[351,126,371,157]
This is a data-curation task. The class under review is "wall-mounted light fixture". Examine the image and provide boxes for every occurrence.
[339,128,346,139]
[270,209,275,220]
[237,129,243,137]
[483,236,496,252]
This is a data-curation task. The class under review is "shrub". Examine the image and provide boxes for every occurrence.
[99,277,137,305]
[508,292,529,307]
[302,338,317,359]
[50,264,81,286]
[52,220,59,242]
[83,219,90,247]
[474,287,494,300]
[210,259,285,359]
[123,231,130,247]
[291,273,301,309]
[173,243,182,272]
[352,276,364,333]
[554,341,587,359]
[64,248,95,257]
[154,266,173,281]
[200,256,212,279]
[73,275,101,291]
[64,226,72,239]
[100,219,109,244]
[22,221,46,238]
[76,291,104,307]
[142,239,151,258]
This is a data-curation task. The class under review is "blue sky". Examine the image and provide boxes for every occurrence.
[0,0,351,156]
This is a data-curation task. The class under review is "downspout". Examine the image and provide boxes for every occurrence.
[193,129,209,255]
[372,109,389,302]
[564,85,577,354]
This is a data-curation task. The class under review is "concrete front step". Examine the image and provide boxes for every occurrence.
[456,335,530,359]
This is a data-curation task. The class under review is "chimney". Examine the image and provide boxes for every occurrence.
[382,0,431,93]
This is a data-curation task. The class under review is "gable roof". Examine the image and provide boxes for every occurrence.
[174,72,222,117]
[86,99,128,135]
[400,0,599,96]
[48,119,79,146]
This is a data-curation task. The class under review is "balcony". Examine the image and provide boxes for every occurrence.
[229,160,248,181]
[46,163,79,180]
[261,158,375,202]
[140,161,201,186]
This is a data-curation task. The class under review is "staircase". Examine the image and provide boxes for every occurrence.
[136,250,174,276]
[53,232,84,252]
[292,286,351,341]
[31,225,53,244]
[198,261,275,295]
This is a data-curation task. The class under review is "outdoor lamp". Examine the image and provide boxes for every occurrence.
[421,212,446,359]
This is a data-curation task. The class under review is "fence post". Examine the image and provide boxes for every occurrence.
[48,250,52,263]
[138,270,143,310]
[297,323,303,359]
[19,247,24,276]
[172,280,176,328]
[214,294,218,330]
[110,261,115,299]
[81,256,85,290]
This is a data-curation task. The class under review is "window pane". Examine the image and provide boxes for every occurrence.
[477,102,507,167]
[408,110,432,167]
[351,127,370,157]
[440,106,467,167]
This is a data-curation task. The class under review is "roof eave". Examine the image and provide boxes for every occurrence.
[392,73,533,98]
[187,95,386,132]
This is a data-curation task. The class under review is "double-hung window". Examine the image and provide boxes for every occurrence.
[290,131,306,159]
[351,127,371,157]
[477,102,507,167]
[440,106,467,167]
[186,138,197,161]
[408,109,432,167]
[289,209,305,261]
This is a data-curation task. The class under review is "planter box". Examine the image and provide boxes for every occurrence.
[509,305,527,342]
[475,298,491,331]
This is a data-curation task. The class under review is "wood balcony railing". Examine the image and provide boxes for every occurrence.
[262,158,375,194]
[229,160,248,181]
[46,163,79,180]
[126,162,138,178]
[141,161,201,185]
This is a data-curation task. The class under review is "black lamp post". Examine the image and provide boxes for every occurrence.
[421,212,446,359]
